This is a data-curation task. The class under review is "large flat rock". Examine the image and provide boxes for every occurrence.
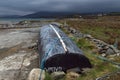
[0,28,40,80]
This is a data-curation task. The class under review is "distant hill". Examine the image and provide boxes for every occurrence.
[21,11,113,18]
[0,15,21,18]
[21,11,81,18]
[108,12,120,16]
[1,12,119,19]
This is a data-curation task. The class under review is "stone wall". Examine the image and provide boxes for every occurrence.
[58,23,120,57]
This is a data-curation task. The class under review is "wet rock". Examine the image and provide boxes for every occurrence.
[51,71,65,80]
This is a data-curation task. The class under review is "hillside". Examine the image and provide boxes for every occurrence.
[22,11,78,18]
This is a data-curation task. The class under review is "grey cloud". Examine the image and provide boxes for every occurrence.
[0,0,120,15]
[0,7,32,15]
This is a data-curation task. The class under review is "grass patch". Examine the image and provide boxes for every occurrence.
[46,17,120,79]
[44,35,119,80]
[45,72,53,80]
[61,25,119,80]
[57,17,120,49]
[74,38,118,80]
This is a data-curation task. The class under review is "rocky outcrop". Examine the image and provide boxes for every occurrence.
[0,51,39,80]
[0,28,39,80]
[85,35,120,57]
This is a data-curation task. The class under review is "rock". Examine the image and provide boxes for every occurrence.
[71,29,76,34]
[82,68,91,73]
[65,71,80,80]
[51,22,63,27]
[74,33,84,38]
[0,52,26,71]
[106,48,115,55]
[101,53,107,57]
[116,53,120,56]
[110,45,120,53]
[23,58,31,67]
[84,34,93,39]
[51,71,65,80]
[67,67,81,73]
[99,48,107,54]
[27,68,45,80]
[0,70,29,80]
[28,43,37,49]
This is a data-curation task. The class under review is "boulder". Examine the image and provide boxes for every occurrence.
[27,68,45,80]
[106,48,115,55]
[51,71,65,80]
[65,72,80,80]
[67,67,81,73]
[84,34,93,39]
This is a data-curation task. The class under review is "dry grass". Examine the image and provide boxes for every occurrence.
[57,16,120,49]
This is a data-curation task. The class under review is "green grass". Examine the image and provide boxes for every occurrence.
[44,37,118,80]
[57,18,120,49]
[60,25,119,80]
[45,72,53,80]
[74,38,118,80]
[45,19,120,79]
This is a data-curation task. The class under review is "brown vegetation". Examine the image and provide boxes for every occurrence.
[58,16,120,49]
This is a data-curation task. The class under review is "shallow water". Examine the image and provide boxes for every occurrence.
[0,18,54,24]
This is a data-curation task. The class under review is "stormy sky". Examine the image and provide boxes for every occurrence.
[0,0,120,16]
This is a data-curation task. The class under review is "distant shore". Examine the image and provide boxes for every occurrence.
[0,18,55,24]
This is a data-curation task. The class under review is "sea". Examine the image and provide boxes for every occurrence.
[0,18,54,24]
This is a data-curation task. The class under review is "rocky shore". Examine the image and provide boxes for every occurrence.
[0,27,40,80]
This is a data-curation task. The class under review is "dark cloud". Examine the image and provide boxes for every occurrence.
[0,0,120,15]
